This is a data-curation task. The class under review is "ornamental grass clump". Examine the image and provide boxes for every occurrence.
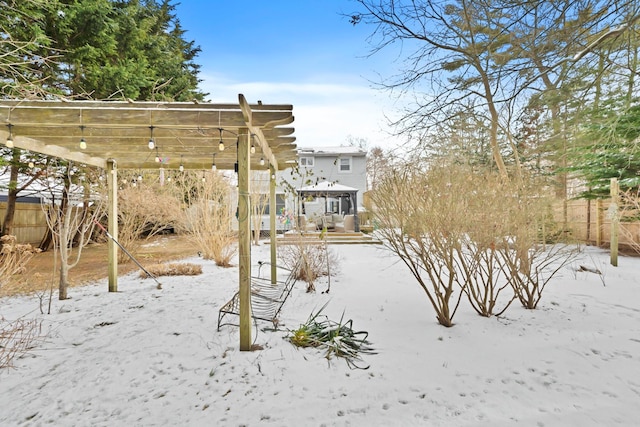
[287,303,376,369]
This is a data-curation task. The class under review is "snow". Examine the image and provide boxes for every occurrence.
[1,243,639,426]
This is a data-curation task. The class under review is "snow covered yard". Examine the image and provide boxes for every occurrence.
[1,243,639,426]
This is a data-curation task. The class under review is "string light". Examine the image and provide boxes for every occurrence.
[79,125,87,149]
[218,128,225,151]
[148,126,155,150]
[260,157,265,166]
[179,155,184,172]
[211,153,217,171]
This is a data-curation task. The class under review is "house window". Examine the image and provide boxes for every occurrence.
[299,156,314,167]
[339,157,352,172]
[261,194,286,215]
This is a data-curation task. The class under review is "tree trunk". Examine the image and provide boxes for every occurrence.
[39,225,53,251]
[1,150,20,237]
[59,261,69,300]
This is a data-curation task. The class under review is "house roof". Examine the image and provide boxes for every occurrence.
[298,146,366,156]
[299,180,359,194]
[0,94,296,171]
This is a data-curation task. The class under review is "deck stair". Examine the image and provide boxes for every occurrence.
[277,231,383,245]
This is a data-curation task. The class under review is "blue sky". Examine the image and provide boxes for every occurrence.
[173,1,400,149]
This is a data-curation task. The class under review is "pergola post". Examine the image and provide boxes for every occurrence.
[238,128,252,351]
[269,163,277,284]
[106,159,118,292]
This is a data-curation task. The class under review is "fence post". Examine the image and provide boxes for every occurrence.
[610,178,619,266]
[596,199,602,246]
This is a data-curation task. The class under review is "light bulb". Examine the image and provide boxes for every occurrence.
[251,144,256,154]
[148,139,155,150]
[219,141,225,151]
[79,138,87,149]
[179,164,184,172]
[260,157,265,166]
[211,164,217,171]
[5,137,14,148]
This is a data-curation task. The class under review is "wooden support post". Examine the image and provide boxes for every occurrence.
[269,163,277,284]
[610,178,619,267]
[106,160,118,292]
[238,129,252,351]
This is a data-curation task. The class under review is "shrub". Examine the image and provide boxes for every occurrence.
[277,240,339,292]
[0,235,40,289]
[179,171,237,267]
[116,181,183,264]
[0,316,42,369]
[371,162,573,324]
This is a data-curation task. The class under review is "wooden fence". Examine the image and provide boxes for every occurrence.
[559,199,640,250]
[0,200,48,244]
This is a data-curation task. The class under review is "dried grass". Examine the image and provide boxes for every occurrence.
[0,235,41,289]
[139,263,203,278]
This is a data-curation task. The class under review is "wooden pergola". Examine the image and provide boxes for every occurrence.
[0,94,296,351]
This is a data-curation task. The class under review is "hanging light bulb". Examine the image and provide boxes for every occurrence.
[218,128,225,151]
[202,172,206,182]
[154,147,160,163]
[211,154,217,171]
[79,125,87,149]
[260,157,265,166]
[148,126,155,150]
[5,124,14,148]
[250,135,256,154]
[179,155,184,172]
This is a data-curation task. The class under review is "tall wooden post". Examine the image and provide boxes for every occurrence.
[106,159,118,292]
[610,178,619,267]
[238,128,252,350]
[269,163,277,284]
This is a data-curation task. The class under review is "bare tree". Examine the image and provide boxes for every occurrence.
[349,0,640,179]
[42,164,105,300]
